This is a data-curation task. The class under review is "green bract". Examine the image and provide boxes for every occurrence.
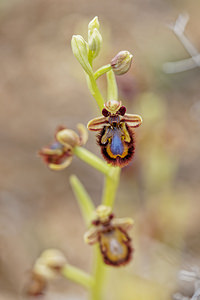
[71,35,93,75]
[88,16,100,31]
[88,28,102,58]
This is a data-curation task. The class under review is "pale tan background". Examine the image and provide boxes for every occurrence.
[0,0,200,299]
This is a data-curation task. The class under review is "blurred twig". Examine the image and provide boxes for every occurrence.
[173,268,200,300]
[163,14,200,74]
[191,289,200,300]
[173,293,190,300]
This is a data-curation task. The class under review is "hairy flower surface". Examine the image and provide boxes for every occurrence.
[87,100,142,167]
[84,205,134,266]
[39,124,88,170]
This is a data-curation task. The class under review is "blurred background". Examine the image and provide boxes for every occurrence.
[0,0,200,299]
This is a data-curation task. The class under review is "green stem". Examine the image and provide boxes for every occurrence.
[70,175,95,227]
[62,264,94,289]
[74,146,110,176]
[86,74,105,110]
[89,68,120,300]
[90,246,106,300]
[102,167,121,207]
[88,49,93,66]
[94,64,112,80]
[91,167,121,300]
[106,69,118,101]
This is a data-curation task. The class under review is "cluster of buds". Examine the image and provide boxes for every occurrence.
[71,16,133,77]
[25,249,67,297]
[88,16,102,59]
[84,205,134,266]
[39,124,88,170]
[71,17,102,75]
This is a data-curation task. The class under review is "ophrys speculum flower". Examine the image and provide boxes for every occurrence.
[84,205,134,266]
[33,16,143,300]
[87,100,142,167]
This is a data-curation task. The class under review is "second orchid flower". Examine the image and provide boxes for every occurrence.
[39,124,88,170]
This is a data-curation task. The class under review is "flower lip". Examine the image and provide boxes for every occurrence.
[84,205,134,266]
[39,143,71,166]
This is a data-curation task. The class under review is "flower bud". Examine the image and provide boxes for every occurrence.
[56,124,88,148]
[88,16,100,32]
[34,259,57,280]
[33,249,67,281]
[111,50,133,75]
[40,249,67,271]
[56,129,80,148]
[88,28,102,58]
[71,35,93,75]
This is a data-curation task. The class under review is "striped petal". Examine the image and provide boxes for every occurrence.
[49,157,73,170]
[87,116,108,131]
[77,123,88,145]
[112,217,134,231]
[84,227,99,245]
[121,114,142,128]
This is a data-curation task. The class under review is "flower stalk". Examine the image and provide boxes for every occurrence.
[35,16,138,300]
[90,246,106,300]
[94,64,112,80]
[74,146,110,175]
[62,264,94,289]
[102,167,121,207]
[86,74,105,110]
[70,18,135,300]
[106,69,118,101]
